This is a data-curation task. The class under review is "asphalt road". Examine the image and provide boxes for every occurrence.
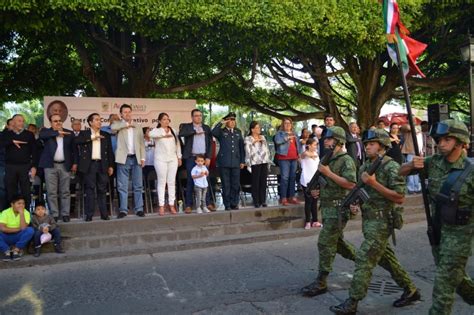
[0,221,473,315]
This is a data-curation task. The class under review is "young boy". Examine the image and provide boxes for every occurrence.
[191,154,210,214]
[0,195,34,261]
[32,201,65,257]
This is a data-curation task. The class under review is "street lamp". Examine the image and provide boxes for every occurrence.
[460,35,474,156]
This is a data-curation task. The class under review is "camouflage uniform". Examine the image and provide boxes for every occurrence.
[425,119,474,315]
[317,150,358,272]
[349,155,417,301]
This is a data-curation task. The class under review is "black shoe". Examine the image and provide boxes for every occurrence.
[136,211,145,217]
[329,298,358,315]
[117,212,127,219]
[34,247,41,257]
[393,288,421,307]
[62,216,70,222]
[230,205,239,210]
[254,204,261,208]
[54,243,65,254]
[54,217,59,222]
[85,216,93,222]
[261,203,268,207]
[301,272,329,297]
[225,207,231,211]
[101,216,110,221]
[11,249,22,261]
[1,251,11,262]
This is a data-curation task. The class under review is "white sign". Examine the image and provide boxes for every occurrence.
[43,96,196,130]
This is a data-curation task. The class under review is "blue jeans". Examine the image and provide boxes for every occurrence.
[185,158,212,207]
[0,227,34,252]
[279,159,297,199]
[0,164,6,211]
[405,154,421,192]
[34,228,61,247]
[116,156,144,214]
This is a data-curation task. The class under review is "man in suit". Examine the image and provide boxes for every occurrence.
[179,109,214,213]
[38,114,77,222]
[112,104,146,218]
[1,114,38,209]
[345,122,365,169]
[212,112,245,210]
[319,114,336,156]
[75,113,114,221]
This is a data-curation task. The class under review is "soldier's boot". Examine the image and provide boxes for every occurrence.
[456,282,474,305]
[329,298,358,315]
[301,271,329,297]
[393,288,421,307]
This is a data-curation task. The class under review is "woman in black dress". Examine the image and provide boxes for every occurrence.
[386,122,403,164]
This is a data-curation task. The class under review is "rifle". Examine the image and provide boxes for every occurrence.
[305,147,334,197]
[393,43,437,246]
[338,154,385,229]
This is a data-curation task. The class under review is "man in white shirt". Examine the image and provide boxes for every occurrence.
[111,104,146,218]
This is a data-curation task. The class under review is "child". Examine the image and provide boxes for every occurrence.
[191,154,210,214]
[32,201,65,257]
[300,138,322,229]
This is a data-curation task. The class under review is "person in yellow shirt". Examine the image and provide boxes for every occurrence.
[0,195,34,261]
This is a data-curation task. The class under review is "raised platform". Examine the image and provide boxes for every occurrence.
[7,195,425,268]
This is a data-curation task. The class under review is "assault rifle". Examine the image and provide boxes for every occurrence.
[338,154,385,230]
[305,146,334,197]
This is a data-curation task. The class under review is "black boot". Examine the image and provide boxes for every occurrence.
[54,243,65,254]
[329,298,358,315]
[34,246,41,257]
[301,271,329,297]
[393,288,421,307]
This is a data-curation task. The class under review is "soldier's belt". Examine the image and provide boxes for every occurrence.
[362,210,389,220]
[320,199,343,207]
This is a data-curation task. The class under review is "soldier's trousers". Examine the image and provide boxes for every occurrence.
[349,219,416,301]
[318,218,357,273]
[429,223,474,315]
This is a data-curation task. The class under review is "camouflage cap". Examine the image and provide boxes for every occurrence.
[363,128,392,148]
[324,126,346,145]
[430,119,469,144]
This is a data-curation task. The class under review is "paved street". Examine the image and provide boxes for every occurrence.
[0,221,473,315]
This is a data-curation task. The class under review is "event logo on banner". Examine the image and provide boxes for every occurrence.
[43,96,196,130]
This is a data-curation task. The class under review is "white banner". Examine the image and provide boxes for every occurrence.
[43,96,196,130]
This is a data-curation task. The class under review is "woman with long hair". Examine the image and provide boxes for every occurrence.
[274,118,302,205]
[244,121,271,208]
[149,113,182,215]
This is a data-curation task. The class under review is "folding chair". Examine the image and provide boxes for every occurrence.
[267,165,280,199]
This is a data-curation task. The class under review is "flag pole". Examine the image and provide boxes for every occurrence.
[393,42,438,246]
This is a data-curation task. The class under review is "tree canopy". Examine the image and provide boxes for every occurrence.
[1,1,473,128]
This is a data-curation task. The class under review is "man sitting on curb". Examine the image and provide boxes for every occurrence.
[0,195,34,261]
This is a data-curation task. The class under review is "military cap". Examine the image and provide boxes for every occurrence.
[223,112,237,120]
[430,119,469,144]
[324,126,346,145]
[363,128,392,148]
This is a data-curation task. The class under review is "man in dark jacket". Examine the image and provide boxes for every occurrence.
[75,113,114,221]
[212,112,245,210]
[39,114,77,222]
[179,109,215,213]
[345,122,365,169]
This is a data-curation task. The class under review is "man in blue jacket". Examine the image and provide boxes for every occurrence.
[39,114,77,222]
[212,112,245,210]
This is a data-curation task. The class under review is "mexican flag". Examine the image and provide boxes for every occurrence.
[383,0,427,77]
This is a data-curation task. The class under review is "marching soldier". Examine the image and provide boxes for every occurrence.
[212,112,245,210]
[301,126,358,297]
[330,129,420,314]
[400,119,474,314]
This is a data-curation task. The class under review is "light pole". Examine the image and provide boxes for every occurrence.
[460,35,474,156]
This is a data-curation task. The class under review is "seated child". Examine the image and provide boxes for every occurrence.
[32,201,65,257]
[0,194,34,261]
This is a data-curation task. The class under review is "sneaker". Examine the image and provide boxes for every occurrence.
[312,221,323,228]
[196,208,203,214]
[1,250,11,262]
[202,207,210,213]
[304,222,311,230]
[12,248,22,261]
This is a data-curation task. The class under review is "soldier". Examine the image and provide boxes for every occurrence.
[211,112,245,210]
[301,126,358,297]
[330,129,420,315]
[399,119,474,314]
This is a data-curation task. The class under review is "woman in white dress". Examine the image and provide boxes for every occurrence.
[149,113,182,215]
